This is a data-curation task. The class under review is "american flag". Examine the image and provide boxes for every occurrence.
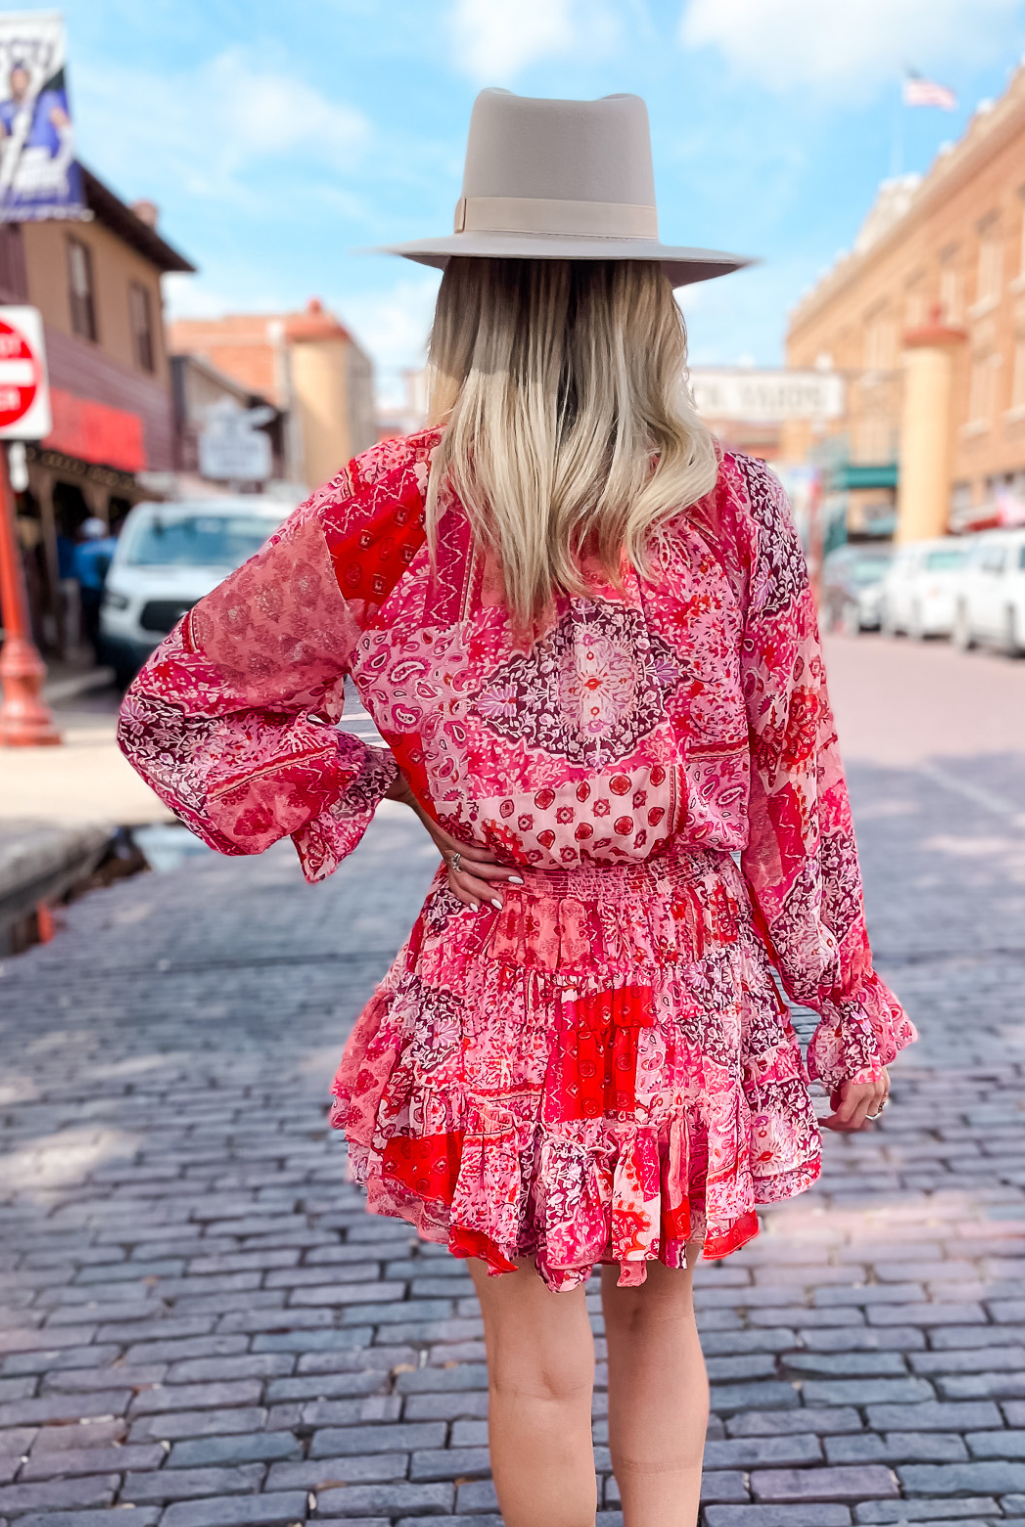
[903,72,957,110]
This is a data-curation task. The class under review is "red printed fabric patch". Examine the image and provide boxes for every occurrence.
[661,1199,692,1243]
[704,1209,759,1260]
[324,473,426,618]
[554,986,654,1120]
[449,1225,518,1272]
[382,1130,464,1203]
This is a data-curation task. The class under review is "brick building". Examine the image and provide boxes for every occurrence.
[785,62,1025,539]
[2,168,194,653]
[170,300,376,490]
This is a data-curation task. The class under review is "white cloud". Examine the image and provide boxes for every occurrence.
[679,0,1020,98]
[449,0,613,81]
[74,48,369,204]
[202,50,368,167]
[161,273,286,322]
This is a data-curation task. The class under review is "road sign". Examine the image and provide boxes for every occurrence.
[198,398,273,483]
[0,306,51,439]
[689,368,845,424]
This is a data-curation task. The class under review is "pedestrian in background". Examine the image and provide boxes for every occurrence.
[73,516,116,663]
[55,524,80,656]
[119,90,916,1527]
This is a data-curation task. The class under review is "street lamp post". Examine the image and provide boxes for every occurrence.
[0,441,60,745]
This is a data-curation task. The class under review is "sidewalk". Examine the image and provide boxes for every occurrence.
[0,672,382,948]
[0,637,1024,1526]
[0,705,173,831]
[0,688,172,950]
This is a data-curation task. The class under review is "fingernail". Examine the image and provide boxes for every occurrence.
[491,897,503,910]
[509,876,524,885]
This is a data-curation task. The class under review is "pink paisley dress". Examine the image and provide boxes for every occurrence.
[118,427,915,1292]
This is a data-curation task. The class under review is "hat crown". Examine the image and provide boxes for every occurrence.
[366,86,752,289]
[462,89,656,209]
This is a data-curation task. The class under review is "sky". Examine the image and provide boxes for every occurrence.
[23,0,1025,408]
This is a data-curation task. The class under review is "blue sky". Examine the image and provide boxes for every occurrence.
[26,0,1025,405]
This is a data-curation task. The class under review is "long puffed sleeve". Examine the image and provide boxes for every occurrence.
[731,457,916,1092]
[117,489,398,884]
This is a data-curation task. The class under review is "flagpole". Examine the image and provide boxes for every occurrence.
[890,77,905,178]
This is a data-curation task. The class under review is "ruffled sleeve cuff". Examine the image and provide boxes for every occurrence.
[201,726,397,885]
[806,972,918,1093]
[291,740,397,883]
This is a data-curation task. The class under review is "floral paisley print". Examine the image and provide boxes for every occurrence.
[118,427,915,1291]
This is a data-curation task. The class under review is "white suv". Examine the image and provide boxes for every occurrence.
[952,528,1025,657]
[880,538,973,639]
[101,498,287,687]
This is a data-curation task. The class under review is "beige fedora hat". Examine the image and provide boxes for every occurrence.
[370,89,752,288]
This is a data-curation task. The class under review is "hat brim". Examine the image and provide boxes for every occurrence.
[361,233,755,288]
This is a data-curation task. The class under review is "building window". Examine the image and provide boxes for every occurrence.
[863,308,895,370]
[1011,336,1025,413]
[940,260,962,324]
[967,352,999,428]
[951,481,972,520]
[854,412,894,463]
[974,219,1003,309]
[66,236,97,341]
[904,276,926,330]
[129,281,155,373]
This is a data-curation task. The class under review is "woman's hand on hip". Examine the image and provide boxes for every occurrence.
[385,770,523,910]
[822,1068,891,1132]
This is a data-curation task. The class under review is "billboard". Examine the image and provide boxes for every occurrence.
[0,11,84,222]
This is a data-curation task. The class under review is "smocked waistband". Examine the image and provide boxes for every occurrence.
[506,844,732,898]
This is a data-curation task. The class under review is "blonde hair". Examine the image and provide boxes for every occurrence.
[425,257,718,626]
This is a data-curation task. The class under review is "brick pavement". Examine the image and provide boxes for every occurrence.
[1,644,1025,1526]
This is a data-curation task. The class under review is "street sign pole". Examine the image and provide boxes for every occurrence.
[0,441,60,744]
[0,305,60,746]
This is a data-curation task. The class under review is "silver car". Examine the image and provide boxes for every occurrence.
[880,538,972,639]
[821,543,894,635]
[100,499,286,687]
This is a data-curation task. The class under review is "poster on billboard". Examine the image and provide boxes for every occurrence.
[0,11,84,223]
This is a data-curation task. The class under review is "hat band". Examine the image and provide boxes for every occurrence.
[454,195,658,241]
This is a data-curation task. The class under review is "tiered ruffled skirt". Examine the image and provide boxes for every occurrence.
[330,847,822,1292]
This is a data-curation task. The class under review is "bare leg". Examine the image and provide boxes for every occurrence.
[601,1250,708,1527]
[469,1258,598,1527]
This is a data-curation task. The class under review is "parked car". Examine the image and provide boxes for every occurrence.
[821,543,894,634]
[952,527,1025,656]
[100,498,287,687]
[880,537,973,639]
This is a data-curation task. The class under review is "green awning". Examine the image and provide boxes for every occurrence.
[830,462,899,490]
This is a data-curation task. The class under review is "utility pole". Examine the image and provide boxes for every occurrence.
[0,440,60,744]
[0,306,61,745]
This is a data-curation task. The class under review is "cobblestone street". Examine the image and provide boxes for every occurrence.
[2,634,1025,1527]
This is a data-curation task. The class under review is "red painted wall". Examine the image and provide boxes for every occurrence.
[43,387,147,472]
[42,324,175,471]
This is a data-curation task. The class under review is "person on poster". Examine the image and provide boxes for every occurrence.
[0,53,82,217]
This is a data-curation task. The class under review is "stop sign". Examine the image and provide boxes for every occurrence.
[0,307,51,440]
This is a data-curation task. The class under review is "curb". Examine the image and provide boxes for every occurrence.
[0,820,114,954]
[42,665,116,704]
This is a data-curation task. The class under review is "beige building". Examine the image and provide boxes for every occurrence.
[785,62,1025,540]
[2,170,194,654]
[170,301,376,490]
[9,172,194,520]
